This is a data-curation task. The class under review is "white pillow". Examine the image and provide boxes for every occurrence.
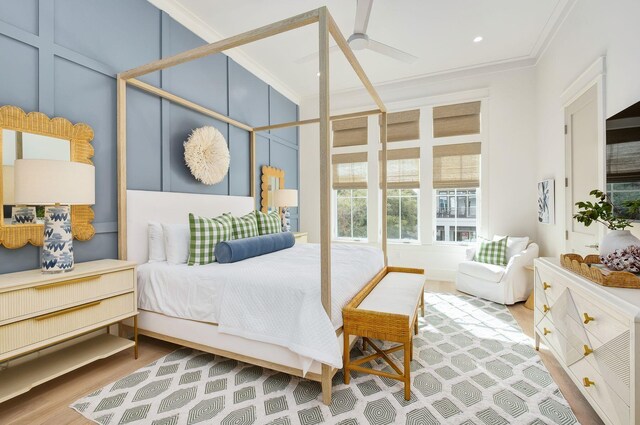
[162,223,190,265]
[148,222,166,262]
[493,235,529,260]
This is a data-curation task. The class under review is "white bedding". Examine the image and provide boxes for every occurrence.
[137,243,384,371]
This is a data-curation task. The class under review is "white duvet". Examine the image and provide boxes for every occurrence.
[137,243,384,371]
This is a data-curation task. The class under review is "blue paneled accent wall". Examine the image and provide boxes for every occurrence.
[0,0,299,273]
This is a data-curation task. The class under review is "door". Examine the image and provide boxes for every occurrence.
[565,85,603,254]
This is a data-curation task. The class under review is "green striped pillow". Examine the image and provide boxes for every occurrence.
[475,237,508,266]
[227,212,259,240]
[187,213,233,266]
[255,210,282,235]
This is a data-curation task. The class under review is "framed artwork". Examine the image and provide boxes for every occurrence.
[537,179,555,225]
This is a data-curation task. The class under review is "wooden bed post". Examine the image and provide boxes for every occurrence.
[117,76,127,261]
[380,112,388,266]
[250,131,256,198]
[318,6,333,406]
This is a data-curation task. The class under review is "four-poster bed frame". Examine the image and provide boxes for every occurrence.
[116,7,390,404]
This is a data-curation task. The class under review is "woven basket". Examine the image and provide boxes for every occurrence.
[559,253,640,288]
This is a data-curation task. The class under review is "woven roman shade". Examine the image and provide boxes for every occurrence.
[433,101,481,138]
[607,140,640,182]
[332,117,368,147]
[379,109,420,142]
[332,152,368,189]
[433,142,481,189]
[379,148,420,189]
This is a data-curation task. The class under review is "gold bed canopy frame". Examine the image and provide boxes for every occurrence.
[116,7,389,405]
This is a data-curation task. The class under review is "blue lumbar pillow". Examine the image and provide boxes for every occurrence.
[215,232,295,263]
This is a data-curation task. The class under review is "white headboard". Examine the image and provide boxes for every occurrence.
[126,190,254,264]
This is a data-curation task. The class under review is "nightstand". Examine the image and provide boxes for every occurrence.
[0,259,138,403]
[293,232,308,243]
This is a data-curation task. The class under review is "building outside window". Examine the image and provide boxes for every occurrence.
[435,189,477,242]
[336,189,368,239]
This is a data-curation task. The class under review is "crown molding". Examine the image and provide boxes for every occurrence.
[148,0,301,104]
[532,0,578,63]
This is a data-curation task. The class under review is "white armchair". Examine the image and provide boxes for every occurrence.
[456,237,539,305]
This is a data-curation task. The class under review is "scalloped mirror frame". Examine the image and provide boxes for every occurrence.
[0,105,95,249]
[260,165,284,214]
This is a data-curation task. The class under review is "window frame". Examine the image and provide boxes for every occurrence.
[333,188,369,242]
[433,187,479,245]
[384,188,421,244]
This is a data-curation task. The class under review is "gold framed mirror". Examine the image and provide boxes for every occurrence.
[0,105,95,248]
[261,165,284,213]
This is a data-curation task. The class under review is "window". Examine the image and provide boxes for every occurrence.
[332,152,368,240]
[381,148,420,242]
[435,189,478,242]
[336,189,367,239]
[433,142,481,243]
[387,189,419,241]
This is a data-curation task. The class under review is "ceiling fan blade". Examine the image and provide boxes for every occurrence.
[354,0,373,34]
[294,45,340,64]
[367,39,418,63]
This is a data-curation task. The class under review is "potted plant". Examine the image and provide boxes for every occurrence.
[573,189,640,260]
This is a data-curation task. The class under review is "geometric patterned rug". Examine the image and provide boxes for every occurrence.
[71,293,579,425]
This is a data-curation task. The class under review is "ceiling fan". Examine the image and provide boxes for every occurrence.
[295,0,418,64]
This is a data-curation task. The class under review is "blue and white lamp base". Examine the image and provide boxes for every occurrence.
[42,205,74,273]
[11,206,36,224]
[281,206,291,232]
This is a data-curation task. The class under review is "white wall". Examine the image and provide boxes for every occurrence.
[300,65,538,280]
[535,0,640,257]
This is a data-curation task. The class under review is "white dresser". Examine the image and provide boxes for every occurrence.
[534,258,640,425]
[0,259,138,403]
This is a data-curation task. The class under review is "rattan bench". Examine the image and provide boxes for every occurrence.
[342,266,425,400]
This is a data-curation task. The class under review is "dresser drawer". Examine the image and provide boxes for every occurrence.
[535,315,563,357]
[569,356,630,425]
[535,264,567,304]
[0,292,135,357]
[570,290,629,346]
[0,269,134,323]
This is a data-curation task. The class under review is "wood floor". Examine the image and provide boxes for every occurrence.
[0,281,603,425]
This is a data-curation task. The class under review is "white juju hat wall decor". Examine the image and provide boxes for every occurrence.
[184,126,230,185]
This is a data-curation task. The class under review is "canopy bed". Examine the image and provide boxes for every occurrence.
[116,7,391,405]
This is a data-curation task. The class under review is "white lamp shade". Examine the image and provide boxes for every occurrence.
[14,159,95,205]
[2,165,15,205]
[273,189,298,208]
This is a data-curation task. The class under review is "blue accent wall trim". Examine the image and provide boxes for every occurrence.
[0,0,299,273]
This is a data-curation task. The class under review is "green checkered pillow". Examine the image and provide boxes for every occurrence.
[475,237,508,266]
[255,210,282,235]
[226,212,259,240]
[187,213,233,266]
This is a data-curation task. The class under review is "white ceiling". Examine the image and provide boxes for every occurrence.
[155,0,570,100]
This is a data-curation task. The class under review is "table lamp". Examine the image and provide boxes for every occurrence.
[14,159,95,273]
[3,165,38,224]
[274,189,298,232]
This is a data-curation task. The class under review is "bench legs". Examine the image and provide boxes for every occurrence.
[404,341,411,400]
[344,334,413,401]
[344,331,351,385]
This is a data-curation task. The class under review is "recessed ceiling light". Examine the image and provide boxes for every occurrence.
[473,36,483,43]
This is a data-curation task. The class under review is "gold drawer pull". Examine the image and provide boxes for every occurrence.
[543,327,551,335]
[35,275,100,290]
[543,304,551,313]
[583,377,595,387]
[543,282,551,290]
[34,301,101,321]
[583,313,595,324]
[583,345,593,356]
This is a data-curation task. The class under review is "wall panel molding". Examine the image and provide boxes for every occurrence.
[0,0,299,274]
